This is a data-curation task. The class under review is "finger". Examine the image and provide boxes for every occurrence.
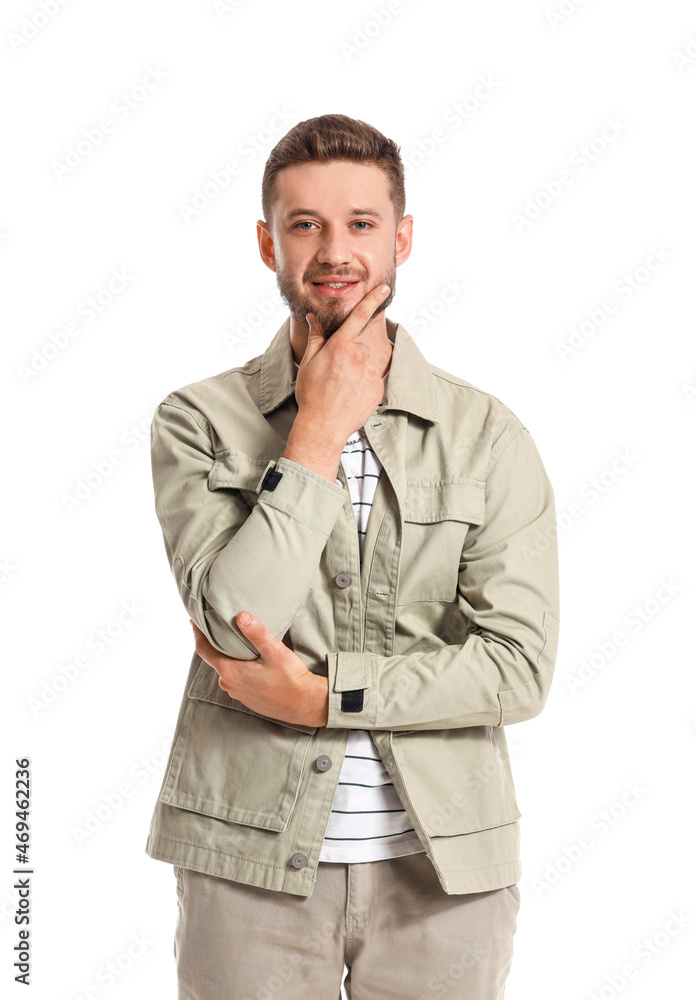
[190,622,225,672]
[236,611,287,657]
[299,312,328,367]
[329,283,391,343]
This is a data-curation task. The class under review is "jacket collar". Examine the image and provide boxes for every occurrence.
[258,316,439,424]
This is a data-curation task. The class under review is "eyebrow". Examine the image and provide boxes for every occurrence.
[285,207,384,221]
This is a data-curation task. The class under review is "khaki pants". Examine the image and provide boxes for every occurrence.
[173,852,520,999]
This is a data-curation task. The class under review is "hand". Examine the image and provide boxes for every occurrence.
[294,282,391,443]
[189,614,329,728]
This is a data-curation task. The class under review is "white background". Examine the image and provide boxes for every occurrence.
[2,1,695,997]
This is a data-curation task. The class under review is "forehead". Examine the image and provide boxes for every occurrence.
[274,160,392,217]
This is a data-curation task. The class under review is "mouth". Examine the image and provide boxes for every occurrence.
[311,280,360,298]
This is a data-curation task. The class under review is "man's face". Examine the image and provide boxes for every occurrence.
[260,160,411,336]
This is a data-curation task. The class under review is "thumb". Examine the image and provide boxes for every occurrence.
[236,611,283,653]
[300,313,328,367]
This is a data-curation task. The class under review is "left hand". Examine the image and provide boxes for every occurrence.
[189,613,328,728]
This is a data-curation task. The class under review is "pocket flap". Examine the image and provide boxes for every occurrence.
[390,727,521,837]
[159,657,317,832]
[402,479,485,525]
[207,450,272,494]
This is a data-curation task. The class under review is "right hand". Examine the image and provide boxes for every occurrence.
[294,283,391,442]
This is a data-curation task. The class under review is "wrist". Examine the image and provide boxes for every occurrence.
[282,420,344,484]
[288,414,345,455]
[308,673,329,728]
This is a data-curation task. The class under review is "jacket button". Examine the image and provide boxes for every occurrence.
[335,573,351,589]
[315,755,332,772]
[290,852,307,869]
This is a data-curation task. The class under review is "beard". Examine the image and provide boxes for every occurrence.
[275,258,397,337]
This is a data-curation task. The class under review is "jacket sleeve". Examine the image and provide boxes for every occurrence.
[324,424,560,730]
[150,396,348,659]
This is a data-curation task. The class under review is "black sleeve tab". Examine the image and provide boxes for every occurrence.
[260,467,283,493]
[340,690,364,713]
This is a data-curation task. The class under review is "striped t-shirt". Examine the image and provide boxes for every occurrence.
[292,341,425,863]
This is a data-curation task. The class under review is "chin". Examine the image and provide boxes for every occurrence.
[311,317,342,337]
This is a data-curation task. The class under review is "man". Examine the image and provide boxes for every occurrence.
[145,113,560,999]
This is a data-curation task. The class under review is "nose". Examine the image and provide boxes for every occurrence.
[316,227,352,268]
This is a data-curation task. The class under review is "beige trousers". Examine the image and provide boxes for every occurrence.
[173,852,520,999]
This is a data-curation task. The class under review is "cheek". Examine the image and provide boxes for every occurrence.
[363,246,394,278]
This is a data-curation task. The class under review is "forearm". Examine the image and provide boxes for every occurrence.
[324,613,559,731]
[201,423,346,655]
[200,456,348,657]
[323,425,560,732]
[152,399,348,661]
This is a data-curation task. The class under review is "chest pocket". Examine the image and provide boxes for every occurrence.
[397,479,485,605]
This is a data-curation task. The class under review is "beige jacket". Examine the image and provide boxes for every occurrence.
[145,315,560,897]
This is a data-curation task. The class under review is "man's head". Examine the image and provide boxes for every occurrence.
[257,114,412,337]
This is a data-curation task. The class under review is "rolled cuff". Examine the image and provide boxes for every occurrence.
[325,652,373,728]
[255,456,346,537]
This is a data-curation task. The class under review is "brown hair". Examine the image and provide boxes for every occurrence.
[261,113,406,230]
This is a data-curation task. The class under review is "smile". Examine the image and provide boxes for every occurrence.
[311,281,359,298]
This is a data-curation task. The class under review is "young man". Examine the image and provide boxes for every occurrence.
[145,114,560,999]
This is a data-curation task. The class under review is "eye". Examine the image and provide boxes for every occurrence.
[292,220,373,231]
